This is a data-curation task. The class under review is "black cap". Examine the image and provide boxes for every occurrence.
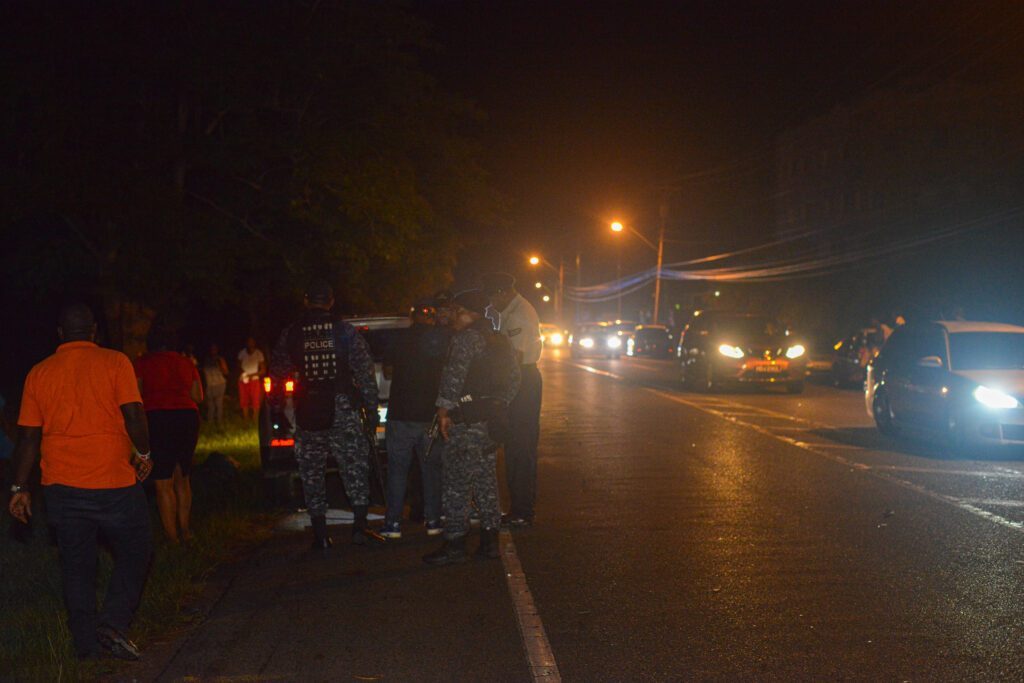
[432,289,454,306]
[480,272,516,296]
[305,279,334,305]
[452,289,490,316]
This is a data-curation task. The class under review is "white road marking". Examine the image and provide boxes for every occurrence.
[865,465,1024,480]
[957,498,1024,508]
[500,531,561,681]
[561,361,1024,535]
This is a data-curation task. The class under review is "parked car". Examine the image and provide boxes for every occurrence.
[259,315,410,503]
[678,311,807,393]
[626,324,674,357]
[865,320,1024,449]
[569,322,623,359]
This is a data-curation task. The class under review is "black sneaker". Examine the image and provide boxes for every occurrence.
[352,526,386,546]
[96,625,141,661]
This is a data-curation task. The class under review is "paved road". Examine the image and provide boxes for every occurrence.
[139,353,1024,681]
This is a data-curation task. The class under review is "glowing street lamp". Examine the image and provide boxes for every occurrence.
[609,218,666,323]
[542,295,551,302]
[534,281,543,289]
[528,255,540,266]
[528,252,566,322]
[610,221,624,233]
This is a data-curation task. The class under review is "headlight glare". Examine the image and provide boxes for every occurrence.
[607,336,622,349]
[549,332,564,346]
[785,344,806,359]
[973,385,1019,409]
[580,337,595,348]
[718,344,744,359]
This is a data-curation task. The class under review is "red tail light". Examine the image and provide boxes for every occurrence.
[263,377,272,393]
[270,438,295,447]
[284,379,295,394]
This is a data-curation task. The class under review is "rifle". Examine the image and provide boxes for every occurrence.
[358,404,387,504]
[423,413,441,462]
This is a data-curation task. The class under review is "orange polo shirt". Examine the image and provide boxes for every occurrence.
[18,341,142,489]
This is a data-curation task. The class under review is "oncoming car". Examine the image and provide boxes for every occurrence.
[540,323,567,349]
[259,315,410,503]
[569,322,623,359]
[678,311,807,393]
[865,320,1024,450]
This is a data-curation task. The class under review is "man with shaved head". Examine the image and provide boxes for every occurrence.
[8,303,154,661]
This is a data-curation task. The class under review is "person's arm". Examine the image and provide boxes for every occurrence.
[120,402,153,481]
[190,378,204,404]
[435,331,484,440]
[257,350,267,378]
[8,426,41,523]
[348,332,379,410]
[218,357,229,378]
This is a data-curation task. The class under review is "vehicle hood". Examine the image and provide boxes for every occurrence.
[952,369,1024,396]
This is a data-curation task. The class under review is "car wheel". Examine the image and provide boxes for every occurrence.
[786,381,805,394]
[872,390,899,436]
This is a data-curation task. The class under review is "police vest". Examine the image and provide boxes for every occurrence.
[463,328,516,400]
[286,312,355,430]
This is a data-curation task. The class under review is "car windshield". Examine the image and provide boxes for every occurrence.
[578,325,608,336]
[638,329,668,340]
[713,316,778,338]
[949,332,1024,371]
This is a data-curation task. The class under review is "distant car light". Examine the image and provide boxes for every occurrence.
[549,332,564,346]
[580,337,595,349]
[263,377,272,393]
[270,438,295,447]
[607,336,622,349]
[973,385,1020,409]
[378,406,388,424]
[785,344,806,359]
[718,344,744,359]
[284,379,295,394]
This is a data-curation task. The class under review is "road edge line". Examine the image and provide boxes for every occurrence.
[499,530,562,681]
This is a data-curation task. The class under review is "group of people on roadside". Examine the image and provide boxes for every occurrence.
[4,271,543,661]
[270,272,543,565]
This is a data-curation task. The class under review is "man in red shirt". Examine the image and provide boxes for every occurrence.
[8,304,153,661]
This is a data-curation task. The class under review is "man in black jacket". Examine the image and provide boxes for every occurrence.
[379,298,450,539]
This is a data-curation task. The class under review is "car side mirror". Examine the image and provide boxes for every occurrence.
[917,356,943,368]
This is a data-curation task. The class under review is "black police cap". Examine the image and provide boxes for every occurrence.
[305,279,334,304]
[452,289,490,316]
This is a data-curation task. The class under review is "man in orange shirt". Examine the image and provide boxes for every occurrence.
[8,304,154,661]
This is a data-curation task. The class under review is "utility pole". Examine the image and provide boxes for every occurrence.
[558,257,565,324]
[653,202,667,324]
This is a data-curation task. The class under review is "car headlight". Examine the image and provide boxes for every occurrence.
[377,406,388,424]
[580,337,595,348]
[549,332,564,346]
[607,336,622,349]
[718,344,744,359]
[785,344,806,359]
[973,385,1020,409]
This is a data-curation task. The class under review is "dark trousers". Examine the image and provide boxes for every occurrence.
[44,483,152,656]
[505,364,542,519]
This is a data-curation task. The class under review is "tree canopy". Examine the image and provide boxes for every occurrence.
[1,1,499,350]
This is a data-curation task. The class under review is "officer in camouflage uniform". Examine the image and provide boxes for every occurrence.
[424,289,520,565]
[270,280,382,548]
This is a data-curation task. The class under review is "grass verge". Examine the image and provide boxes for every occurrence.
[0,416,276,682]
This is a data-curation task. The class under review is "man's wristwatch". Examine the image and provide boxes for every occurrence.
[10,484,27,494]
[135,452,151,461]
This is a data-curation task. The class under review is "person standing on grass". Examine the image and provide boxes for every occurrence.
[237,336,265,423]
[7,304,154,661]
[202,343,229,428]
[134,330,203,544]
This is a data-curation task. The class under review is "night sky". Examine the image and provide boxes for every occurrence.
[411,1,995,282]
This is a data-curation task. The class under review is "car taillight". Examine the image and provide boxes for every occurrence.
[263,377,272,393]
[285,379,295,394]
[270,438,295,447]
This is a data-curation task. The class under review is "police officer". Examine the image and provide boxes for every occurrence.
[423,290,520,565]
[270,280,382,549]
[481,272,543,527]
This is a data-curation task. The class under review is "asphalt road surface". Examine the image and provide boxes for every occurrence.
[137,352,1024,682]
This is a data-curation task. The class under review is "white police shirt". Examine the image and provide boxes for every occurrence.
[494,294,542,365]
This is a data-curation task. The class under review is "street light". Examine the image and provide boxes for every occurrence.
[610,216,666,324]
[542,295,551,302]
[527,254,566,322]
